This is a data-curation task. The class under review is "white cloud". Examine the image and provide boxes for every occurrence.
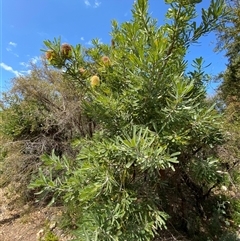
[9,41,17,47]
[80,37,84,41]
[84,0,101,8]
[19,56,41,73]
[37,31,48,37]
[6,42,19,57]
[20,62,30,68]
[0,62,22,77]
[86,40,93,46]
[94,0,101,8]
[20,70,32,75]
[31,56,41,64]
[84,0,91,6]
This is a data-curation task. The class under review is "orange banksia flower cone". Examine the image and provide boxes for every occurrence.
[101,56,111,66]
[45,50,56,61]
[61,43,72,58]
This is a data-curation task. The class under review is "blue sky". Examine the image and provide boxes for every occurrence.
[0,0,226,95]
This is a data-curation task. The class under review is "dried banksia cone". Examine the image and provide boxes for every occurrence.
[90,75,100,87]
[111,39,115,48]
[101,56,111,66]
[61,43,72,58]
[45,50,56,61]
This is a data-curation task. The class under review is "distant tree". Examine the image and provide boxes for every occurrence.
[0,60,91,198]
[215,0,240,103]
[214,0,240,233]
[215,0,240,172]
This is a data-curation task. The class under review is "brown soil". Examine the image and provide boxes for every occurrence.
[0,185,73,241]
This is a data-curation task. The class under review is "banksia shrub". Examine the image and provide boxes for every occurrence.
[90,75,100,87]
[30,0,231,240]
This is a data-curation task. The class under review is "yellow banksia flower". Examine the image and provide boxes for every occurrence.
[101,56,111,66]
[61,43,72,58]
[90,75,100,87]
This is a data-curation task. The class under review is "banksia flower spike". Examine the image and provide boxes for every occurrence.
[61,43,72,58]
[101,56,111,66]
[79,67,86,74]
[79,67,88,77]
[90,75,100,87]
[45,50,56,61]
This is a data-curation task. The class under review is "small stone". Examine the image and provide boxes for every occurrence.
[49,221,56,230]
[36,229,44,240]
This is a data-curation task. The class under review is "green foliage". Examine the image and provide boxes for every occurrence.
[38,228,59,241]
[2,0,236,240]
[29,0,231,240]
[30,128,170,240]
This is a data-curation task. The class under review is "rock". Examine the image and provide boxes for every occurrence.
[36,229,44,240]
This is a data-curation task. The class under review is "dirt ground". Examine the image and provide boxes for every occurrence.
[0,186,73,241]
[1,184,239,241]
